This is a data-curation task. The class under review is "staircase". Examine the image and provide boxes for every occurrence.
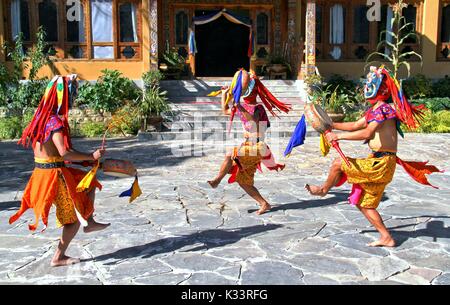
[138,79,311,143]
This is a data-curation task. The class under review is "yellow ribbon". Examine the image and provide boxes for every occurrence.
[76,160,100,192]
[320,134,331,157]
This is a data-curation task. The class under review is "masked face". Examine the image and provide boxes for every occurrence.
[364,66,384,100]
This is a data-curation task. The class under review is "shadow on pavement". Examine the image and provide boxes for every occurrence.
[361,218,450,246]
[90,224,282,265]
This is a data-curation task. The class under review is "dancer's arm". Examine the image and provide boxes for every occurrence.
[333,117,366,131]
[53,132,105,161]
[327,121,379,142]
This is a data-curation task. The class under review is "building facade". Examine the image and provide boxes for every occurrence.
[0,0,449,80]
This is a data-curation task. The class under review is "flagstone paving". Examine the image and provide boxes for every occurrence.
[0,133,449,285]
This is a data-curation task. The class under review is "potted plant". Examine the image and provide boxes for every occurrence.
[160,42,186,80]
[138,70,170,132]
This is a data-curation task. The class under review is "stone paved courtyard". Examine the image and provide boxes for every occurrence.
[0,133,449,285]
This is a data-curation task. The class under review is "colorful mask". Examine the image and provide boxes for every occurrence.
[364,66,384,99]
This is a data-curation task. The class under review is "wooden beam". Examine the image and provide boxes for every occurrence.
[142,0,150,71]
[149,0,158,70]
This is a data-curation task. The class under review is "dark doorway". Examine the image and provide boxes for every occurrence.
[195,11,250,77]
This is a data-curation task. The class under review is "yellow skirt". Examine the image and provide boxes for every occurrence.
[342,155,397,209]
[232,142,266,186]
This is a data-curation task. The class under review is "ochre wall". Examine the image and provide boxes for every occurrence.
[316,0,450,80]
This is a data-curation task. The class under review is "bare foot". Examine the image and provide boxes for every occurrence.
[50,255,81,267]
[207,179,220,189]
[256,203,272,215]
[305,184,327,197]
[367,237,396,248]
[83,221,110,234]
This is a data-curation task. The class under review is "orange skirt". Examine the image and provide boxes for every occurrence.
[9,163,102,231]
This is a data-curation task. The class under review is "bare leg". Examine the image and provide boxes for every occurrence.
[306,158,344,197]
[83,189,110,233]
[51,222,81,267]
[357,206,396,247]
[239,183,271,215]
[208,155,233,189]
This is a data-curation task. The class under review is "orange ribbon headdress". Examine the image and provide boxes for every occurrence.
[18,75,78,149]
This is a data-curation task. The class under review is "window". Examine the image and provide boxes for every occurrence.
[175,11,189,45]
[401,5,417,44]
[353,5,369,43]
[329,4,346,60]
[439,2,450,60]
[257,13,269,45]
[10,0,31,41]
[4,0,142,61]
[38,0,58,42]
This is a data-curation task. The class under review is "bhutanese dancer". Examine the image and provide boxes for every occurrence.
[304,66,442,247]
[207,69,291,215]
[9,75,110,267]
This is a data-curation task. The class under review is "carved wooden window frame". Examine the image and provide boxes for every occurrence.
[314,0,423,62]
[3,0,142,61]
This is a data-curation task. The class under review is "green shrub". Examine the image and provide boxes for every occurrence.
[412,97,450,113]
[326,74,356,94]
[432,76,450,98]
[0,117,23,139]
[403,74,433,99]
[76,69,142,113]
[415,110,450,133]
[79,121,106,138]
[1,27,52,113]
[344,110,365,122]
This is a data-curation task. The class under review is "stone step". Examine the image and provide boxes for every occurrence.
[165,90,302,98]
[161,79,300,87]
[167,114,306,122]
[137,128,318,142]
[166,97,304,105]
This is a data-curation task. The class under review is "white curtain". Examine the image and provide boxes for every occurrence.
[329,4,344,60]
[11,0,21,40]
[130,3,138,42]
[91,0,113,58]
[385,6,394,56]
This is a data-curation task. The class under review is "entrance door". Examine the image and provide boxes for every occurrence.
[195,10,250,77]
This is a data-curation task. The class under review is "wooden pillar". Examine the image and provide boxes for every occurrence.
[142,0,150,72]
[304,0,316,77]
[0,0,5,62]
[149,0,159,70]
[295,0,304,79]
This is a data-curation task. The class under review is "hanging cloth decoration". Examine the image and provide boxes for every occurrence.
[190,9,254,58]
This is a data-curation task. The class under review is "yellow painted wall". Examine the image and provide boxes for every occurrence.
[317,0,450,80]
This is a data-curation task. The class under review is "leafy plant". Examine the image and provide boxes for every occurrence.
[411,97,450,112]
[366,0,422,79]
[76,69,141,114]
[79,121,106,138]
[161,42,186,72]
[0,117,23,139]
[403,74,433,99]
[0,27,52,113]
[414,110,450,133]
[326,74,356,94]
[135,70,170,131]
